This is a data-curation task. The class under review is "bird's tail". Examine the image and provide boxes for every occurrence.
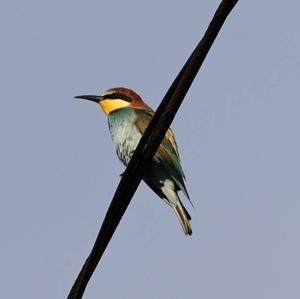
[173,201,192,236]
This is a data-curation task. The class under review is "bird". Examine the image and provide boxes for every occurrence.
[75,87,192,235]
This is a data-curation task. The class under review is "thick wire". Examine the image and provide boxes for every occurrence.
[67,1,238,298]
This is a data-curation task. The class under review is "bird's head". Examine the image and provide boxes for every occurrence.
[75,87,150,115]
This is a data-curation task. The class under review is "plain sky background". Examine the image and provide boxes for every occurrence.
[1,1,300,298]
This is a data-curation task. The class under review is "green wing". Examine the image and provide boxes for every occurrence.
[134,109,190,200]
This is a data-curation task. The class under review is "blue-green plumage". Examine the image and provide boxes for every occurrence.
[108,107,192,234]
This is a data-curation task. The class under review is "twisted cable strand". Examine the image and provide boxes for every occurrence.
[67,1,238,298]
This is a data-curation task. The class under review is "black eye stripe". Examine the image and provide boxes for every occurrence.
[103,93,132,102]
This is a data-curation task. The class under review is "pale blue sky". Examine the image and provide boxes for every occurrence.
[1,1,300,298]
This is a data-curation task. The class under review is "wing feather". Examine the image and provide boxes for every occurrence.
[134,109,190,200]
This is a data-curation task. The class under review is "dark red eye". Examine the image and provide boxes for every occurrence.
[105,93,132,102]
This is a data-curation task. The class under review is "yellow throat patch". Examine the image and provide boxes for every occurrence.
[99,99,130,115]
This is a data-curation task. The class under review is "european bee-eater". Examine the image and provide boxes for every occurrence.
[76,87,192,235]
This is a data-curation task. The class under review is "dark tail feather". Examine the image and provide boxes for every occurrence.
[182,204,191,220]
[174,202,192,236]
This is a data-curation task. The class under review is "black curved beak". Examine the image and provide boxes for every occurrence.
[74,95,103,103]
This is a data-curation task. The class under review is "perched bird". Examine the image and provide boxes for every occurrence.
[75,87,192,235]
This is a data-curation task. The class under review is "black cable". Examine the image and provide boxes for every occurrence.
[67,1,238,298]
